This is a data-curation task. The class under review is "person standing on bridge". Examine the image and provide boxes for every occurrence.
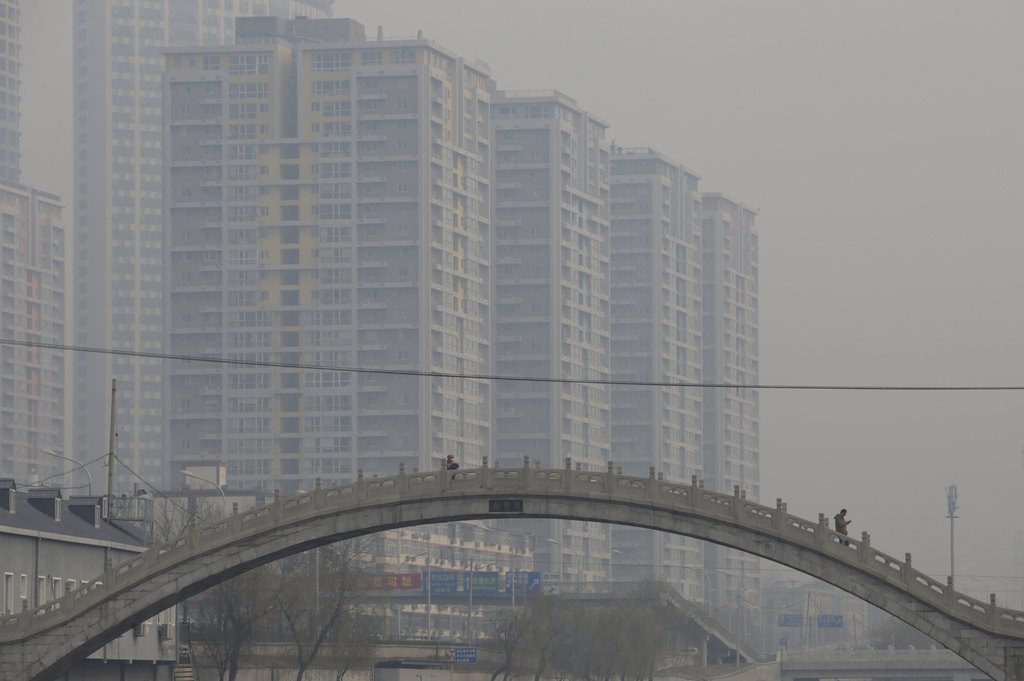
[446,455,459,471]
[834,508,851,545]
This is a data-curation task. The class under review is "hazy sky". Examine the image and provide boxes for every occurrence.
[20,1,1024,601]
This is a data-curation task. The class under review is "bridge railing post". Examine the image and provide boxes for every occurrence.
[394,465,405,495]
[818,513,829,548]
[775,499,787,533]
[272,488,284,522]
[903,553,914,587]
[564,458,573,492]
[521,456,530,491]
[440,460,451,492]
[859,532,871,564]
[605,462,616,493]
[480,455,493,490]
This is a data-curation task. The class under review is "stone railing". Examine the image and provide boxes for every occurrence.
[2,459,1023,644]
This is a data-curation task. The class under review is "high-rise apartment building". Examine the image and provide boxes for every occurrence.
[0,182,65,483]
[700,192,760,619]
[73,0,334,493]
[0,2,71,491]
[608,146,704,597]
[0,1,19,183]
[491,91,610,581]
[163,17,492,493]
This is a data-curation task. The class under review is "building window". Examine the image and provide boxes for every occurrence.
[312,52,350,72]
[392,48,416,64]
[228,54,269,75]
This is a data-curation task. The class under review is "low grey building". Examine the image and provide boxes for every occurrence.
[0,480,178,680]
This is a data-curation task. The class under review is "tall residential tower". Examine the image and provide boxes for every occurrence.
[0,184,65,483]
[73,0,334,493]
[491,90,611,582]
[0,0,19,183]
[608,146,704,596]
[163,17,492,492]
[701,192,760,622]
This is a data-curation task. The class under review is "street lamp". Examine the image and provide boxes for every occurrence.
[546,538,582,588]
[690,567,715,612]
[612,548,650,581]
[40,450,92,496]
[182,470,226,500]
[407,542,433,640]
[490,529,524,612]
[182,470,227,521]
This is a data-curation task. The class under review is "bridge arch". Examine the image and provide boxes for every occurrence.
[2,463,1023,681]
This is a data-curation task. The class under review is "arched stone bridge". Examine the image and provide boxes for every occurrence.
[2,460,1023,681]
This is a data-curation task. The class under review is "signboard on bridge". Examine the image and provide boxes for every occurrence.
[505,571,542,594]
[817,614,844,628]
[462,571,500,595]
[777,614,803,627]
[423,571,459,594]
[452,647,477,664]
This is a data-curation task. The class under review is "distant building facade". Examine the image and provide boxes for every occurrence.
[608,146,704,597]
[73,0,335,495]
[0,0,20,183]
[700,192,760,617]
[491,90,611,582]
[163,17,493,492]
[0,182,65,485]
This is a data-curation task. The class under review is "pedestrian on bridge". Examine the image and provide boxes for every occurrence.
[834,508,851,545]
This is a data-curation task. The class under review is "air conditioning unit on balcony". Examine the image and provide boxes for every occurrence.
[157,622,172,641]
[133,621,151,638]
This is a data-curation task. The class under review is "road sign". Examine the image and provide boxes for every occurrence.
[542,572,560,594]
[817,614,844,628]
[462,571,500,595]
[423,571,459,594]
[505,571,542,594]
[452,647,477,664]
[777,613,803,627]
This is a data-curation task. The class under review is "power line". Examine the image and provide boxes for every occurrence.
[3,337,1023,392]
[111,452,201,523]
[29,450,109,489]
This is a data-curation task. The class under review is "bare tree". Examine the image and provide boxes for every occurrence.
[527,594,675,681]
[276,539,375,681]
[323,607,379,681]
[487,607,529,681]
[519,596,576,681]
[190,564,282,681]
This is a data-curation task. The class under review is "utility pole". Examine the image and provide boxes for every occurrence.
[106,379,117,502]
[946,485,958,586]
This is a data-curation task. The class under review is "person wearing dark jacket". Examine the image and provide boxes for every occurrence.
[834,508,851,546]
[445,454,459,471]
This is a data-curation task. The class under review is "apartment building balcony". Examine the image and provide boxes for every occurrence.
[494,161,549,171]
[169,117,224,128]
